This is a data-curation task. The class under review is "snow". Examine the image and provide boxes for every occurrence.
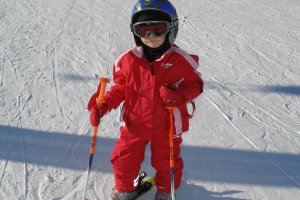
[1,0,300,199]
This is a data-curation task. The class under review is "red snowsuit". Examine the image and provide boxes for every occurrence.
[93,45,203,193]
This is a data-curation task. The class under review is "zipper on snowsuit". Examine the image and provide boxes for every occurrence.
[150,63,154,75]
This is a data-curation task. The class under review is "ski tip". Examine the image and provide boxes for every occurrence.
[143,176,155,185]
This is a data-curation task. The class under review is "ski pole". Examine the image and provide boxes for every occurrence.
[167,107,176,200]
[82,77,110,200]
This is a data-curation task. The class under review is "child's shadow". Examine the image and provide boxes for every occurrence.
[177,181,248,200]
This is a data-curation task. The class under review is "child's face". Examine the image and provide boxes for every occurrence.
[141,34,166,48]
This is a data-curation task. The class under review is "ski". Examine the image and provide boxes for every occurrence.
[132,172,155,200]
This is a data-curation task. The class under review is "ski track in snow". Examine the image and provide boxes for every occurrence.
[204,74,300,137]
[22,131,29,200]
[0,154,9,191]
[3,51,20,90]
[46,0,76,121]
[203,93,300,187]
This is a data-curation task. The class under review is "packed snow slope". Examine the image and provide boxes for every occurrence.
[1,0,300,199]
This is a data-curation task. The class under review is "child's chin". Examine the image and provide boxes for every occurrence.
[147,43,161,48]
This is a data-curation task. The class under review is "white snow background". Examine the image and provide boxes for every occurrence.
[1,0,300,199]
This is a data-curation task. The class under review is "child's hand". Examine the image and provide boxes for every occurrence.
[159,84,186,107]
[87,84,102,111]
[89,104,108,127]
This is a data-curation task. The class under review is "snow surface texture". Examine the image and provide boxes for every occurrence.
[1,0,300,199]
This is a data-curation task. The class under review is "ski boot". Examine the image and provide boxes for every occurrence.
[109,187,138,200]
[154,191,172,200]
[109,171,154,200]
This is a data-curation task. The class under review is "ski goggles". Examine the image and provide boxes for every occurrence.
[132,21,171,38]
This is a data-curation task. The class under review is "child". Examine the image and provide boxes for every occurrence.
[87,0,204,199]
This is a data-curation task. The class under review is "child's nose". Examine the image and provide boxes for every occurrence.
[144,31,159,39]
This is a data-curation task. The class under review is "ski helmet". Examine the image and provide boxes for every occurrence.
[130,0,179,46]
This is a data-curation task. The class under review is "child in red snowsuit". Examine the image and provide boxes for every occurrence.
[87,1,203,199]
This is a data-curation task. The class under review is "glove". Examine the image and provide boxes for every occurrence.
[87,83,102,111]
[159,84,186,107]
[89,103,108,127]
[87,83,109,126]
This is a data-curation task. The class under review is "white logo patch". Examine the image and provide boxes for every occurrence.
[161,63,173,68]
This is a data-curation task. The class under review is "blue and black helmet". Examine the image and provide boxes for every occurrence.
[131,0,179,46]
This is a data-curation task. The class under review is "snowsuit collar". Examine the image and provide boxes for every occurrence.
[130,45,175,66]
[141,39,171,62]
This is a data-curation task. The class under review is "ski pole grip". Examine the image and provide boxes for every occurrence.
[96,78,110,104]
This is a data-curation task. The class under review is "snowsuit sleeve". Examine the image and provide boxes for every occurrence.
[104,54,127,110]
[178,55,204,103]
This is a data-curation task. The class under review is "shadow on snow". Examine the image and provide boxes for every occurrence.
[205,80,300,96]
[256,85,300,96]
[177,183,247,200]
[0,125,299,190]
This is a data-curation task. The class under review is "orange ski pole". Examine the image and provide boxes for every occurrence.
[83,77,109,200]
[167,107,176,200]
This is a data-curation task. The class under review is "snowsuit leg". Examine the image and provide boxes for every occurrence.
[110,128,149,192]
[151,134,183,193]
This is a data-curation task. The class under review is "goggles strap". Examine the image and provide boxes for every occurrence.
[169,19,179,28]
